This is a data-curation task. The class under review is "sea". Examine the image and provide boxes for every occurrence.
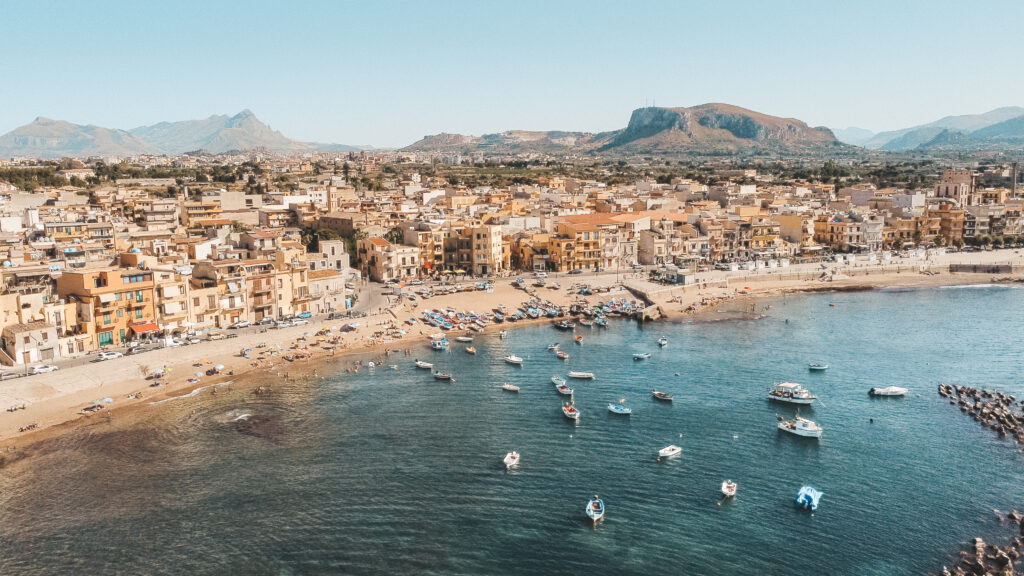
[2,285,1024,575]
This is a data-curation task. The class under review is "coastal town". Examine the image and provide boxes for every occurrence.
[0,151,1021,372]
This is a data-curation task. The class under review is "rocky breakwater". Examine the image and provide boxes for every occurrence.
[941,531,1021,576]
[937,384,1024,443]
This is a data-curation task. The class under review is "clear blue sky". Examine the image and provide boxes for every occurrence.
[2,0,1022,147]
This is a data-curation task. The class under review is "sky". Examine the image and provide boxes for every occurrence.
[2,0,1023,148]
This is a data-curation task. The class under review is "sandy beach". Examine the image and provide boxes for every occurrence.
[1,248,1022,450]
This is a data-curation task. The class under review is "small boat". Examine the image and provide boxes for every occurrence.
[465,347,476,355]
[430,338,449,351]
[767,382,817,405]
[778,415,823,438]
[433,371,454,381]
[652,390,673,402]
[502,383,520,392]
[562,402,580,420]
[568,371,595,379]
[455,335,474,343]
[657,337,668,347]
[586,495,605,522]
[808,362,829,371]
[555,320,575,330]
[547,343,560,351]
[658,444,682,458]
[595,317,607,327]
[555,384,574,396]
[504,354,524,365]
[499,330,508,339]
[579,319,593,327]
[633,352,651,361]
[556,350,569,360]
[869,386,909,397]
[796,486,823,510]
[607,403,632,415]
[721,480,737,498]
[552,375,567,386]
[504,451,520,468]
[575,335,583,345]
[414,360,434,369]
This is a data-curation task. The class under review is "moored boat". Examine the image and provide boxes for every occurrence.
[455,335,474,343]
[552,375,567,386]
[586,495,605,522]
[778,415,823,438]
[502,383,520,392]
[652,390,673,402]
[430,338,450,351]
[869,386,909,397]
[657,337,668,347]
[767,382,817,405]
[499,330,508,339]
[547,343,560,351]
[796,486,823,510]
[414,359,433,369]
[808,362,829,371]
[658,444,682,458]
[568,371,595,379]
[562,401,580,420]
[504,451,520,468]
[555,384,574,395]
[433,371,454,382]
[574,335,584,345]
[633,352,651,361]
[556,350,569,360]
[504,354,524,365]
[465,346,476,355]
[721,480,737,498]
[607,403,632,415]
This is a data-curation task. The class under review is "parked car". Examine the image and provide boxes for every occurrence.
[229,320,251,329]
[409,279,424,285]
[292,319,309,326]
[275,320,293,329]
[97,351,123,361]
[127,346,153,355]
[297,311,312,319]
[31,364,59,374]
[257,317,276,326]
[534,272,548,278]
[207,332,226,341]
[568,269,583,275]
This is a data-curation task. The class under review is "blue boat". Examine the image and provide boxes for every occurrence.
[595,317,607,327]
[430,338,449,351]
[796,486,823,510]
[586,495,605,522]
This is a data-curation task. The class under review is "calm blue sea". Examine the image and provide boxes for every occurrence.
[2,285,1024,575]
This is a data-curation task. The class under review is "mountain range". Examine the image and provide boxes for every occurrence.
[0,110,367,158]
[403,103,843,156]
[832,107,1024,151]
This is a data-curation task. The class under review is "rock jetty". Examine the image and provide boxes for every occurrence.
[938,384,1024,443]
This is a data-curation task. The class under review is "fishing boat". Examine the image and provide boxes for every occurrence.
[414,360,434,369]
[568,371,595,379]
[607,403,632,415]
[455,335,474,343]
[808,362,829,371]
[554,320,575,331]
[433,371,454,382]
[465,347,476,355]
[657,337,668,347]
[869,386,909,397]
[721,480,737,498]
[651,390,673,402]
[633,352,651,361]
[547,343,560,351]
[579,319,594,327]
[430,338,450,351]
[502,383,520,392]
[562,401,580,420]
[556,350,570,360]
[595,317,607,327]
[574,335,584,345]
[504,354,524,365]
[658,444,682,458]
[796,486,823,510]
[499,330,508,339]
[767,382,817,405]
[503,451,520,468]
[586,495,605,522]
[552,375,567,386]
[555,384,574,396]
[778,415,823,438]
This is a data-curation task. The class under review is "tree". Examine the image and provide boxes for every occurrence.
[952,237,964,250]
[342,162,351,182]
[912,229,923,246]
[992,236,1004,248]
[231,222,251,233]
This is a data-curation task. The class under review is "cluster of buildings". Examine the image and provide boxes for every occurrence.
[0,153,1019,368]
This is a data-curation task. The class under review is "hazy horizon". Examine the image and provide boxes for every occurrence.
[4,0,1024,148]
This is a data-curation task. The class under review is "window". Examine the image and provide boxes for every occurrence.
[119,329,125,343]
[116,309,123,318]
[136,291,144,303]
[99,331,113,346]
[193,297,200,307]
[23,336,29,344]
[103,313,111,325]
[41,331,47,342]
[208,295,216,308]
[115,292,123,301]
[135,309,142,319]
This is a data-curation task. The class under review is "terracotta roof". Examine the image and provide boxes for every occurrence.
[368,237,390,247]
[309,268,339,280]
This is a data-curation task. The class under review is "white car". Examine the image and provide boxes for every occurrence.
[31,364,59,374]
[291,319,309,326]
[535,272,548,278]
[229,320,251,329]
[275,320,293,329]
[207,332,226,341]
[97,351,123,361]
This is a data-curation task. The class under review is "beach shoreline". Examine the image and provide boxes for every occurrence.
[0,257,1021,452]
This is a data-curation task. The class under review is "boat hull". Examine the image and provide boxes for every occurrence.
[768,395,816,405]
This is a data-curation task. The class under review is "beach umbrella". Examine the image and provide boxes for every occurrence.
[154,369,165,375]
[102,397,113,403]
[194,372,203,378]
[214,364,225,371]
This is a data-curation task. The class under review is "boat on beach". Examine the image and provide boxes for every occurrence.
[651,390,673,402]
[778,415,823,438]
[658,444,682,458]
[586,495,605,522]
[568,371,595,379]
[869,386,909,397]
[504,451,520,468]
[414,360,433,369]
[808,362,829,371]
[502,383,520,392]
[562,401,580,420]
[767,382,817,405]
[633,352,651,361]
[504,354,524,365]
[721,480,737,498]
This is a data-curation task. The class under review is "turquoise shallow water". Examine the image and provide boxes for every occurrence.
[2,285,1024,575]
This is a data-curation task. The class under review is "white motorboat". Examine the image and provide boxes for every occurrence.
[767,382,817,405]
[556,350,569,360]
[502,383,520,392]
[778,415,823,438]
[657,337,668,347]
[658,444,682,458]
[552,375,567,386]
[586,495,605,522]
[808,362,829,371]
[562,402,580,421]
[869,386,909,397]
[568,371,595,380]
[721,480,737,498]
[455,335,474,343]
[547,343,560,351]
[633,352,651,361]
[504,451,520,468]
[504,354,524,365]
[414,360,433,369]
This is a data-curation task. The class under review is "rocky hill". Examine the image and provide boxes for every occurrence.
[0,117,159,158]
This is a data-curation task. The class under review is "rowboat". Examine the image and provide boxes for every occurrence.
[607,403,632,415]
[721,480,737,498]
[562,402,580,420]
[633,352,651,361]
[552,375,567,386]
[504,354,524,365]
[652,390,673,402]
[547,343,560,351]
[586,495,605,522]
[808,362,829,371]
[556,350,569,360]
[504,451,520,469]
[568,371,595,380]
[433,371,454,382]
[501,383,520,392]
[555,384,574,395]
[658,444,682,458]
[574,335,583,345]
[414,360,433,369]
[455,335,474,343]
